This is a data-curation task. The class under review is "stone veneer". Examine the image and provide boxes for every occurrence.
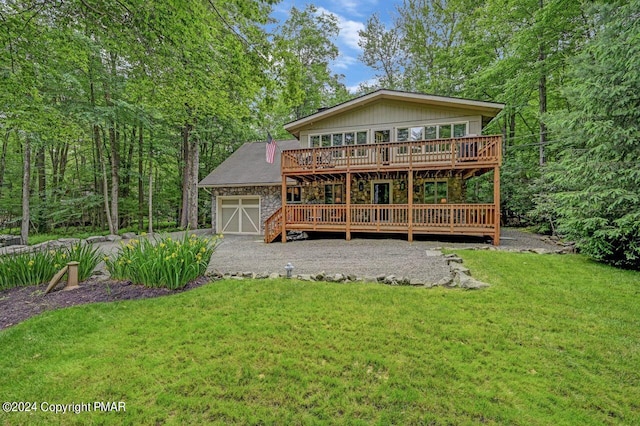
[210,186,281,234]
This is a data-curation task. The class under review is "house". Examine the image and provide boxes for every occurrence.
[199,89,504,244]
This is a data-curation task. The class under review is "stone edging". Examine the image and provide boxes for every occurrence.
[205,249,490,290]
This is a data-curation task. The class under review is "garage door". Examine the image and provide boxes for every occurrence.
[218,197,260,234]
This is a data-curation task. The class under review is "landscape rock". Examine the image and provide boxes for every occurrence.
[425,250,443,257]
[450,263,470,275]
[105,234,122,242]
[268,272,280,279]
[121,232,137,240]
[297,274,315,282]
[453,271,489,289]
[86,236,107,244]
[409,278,426,286]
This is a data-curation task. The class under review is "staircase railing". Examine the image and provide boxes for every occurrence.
[264,207,283,243]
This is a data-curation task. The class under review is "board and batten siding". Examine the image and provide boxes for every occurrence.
[298,99,484,148]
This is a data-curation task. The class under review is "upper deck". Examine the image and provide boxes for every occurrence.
[281,135,501,176]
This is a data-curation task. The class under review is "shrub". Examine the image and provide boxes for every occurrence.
[105,234,220,290]
[0,244,101,291]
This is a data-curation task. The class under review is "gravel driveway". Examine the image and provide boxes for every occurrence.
[206,229,561,284]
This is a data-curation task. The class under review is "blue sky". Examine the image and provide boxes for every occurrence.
[270,0,399,92]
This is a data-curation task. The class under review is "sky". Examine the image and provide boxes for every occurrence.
[270,0,400,92]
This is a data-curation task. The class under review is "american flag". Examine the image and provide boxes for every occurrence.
[266,132,277,164]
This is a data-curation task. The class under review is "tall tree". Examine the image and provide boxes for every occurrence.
[358,14,404,90]
[546,0,640,269]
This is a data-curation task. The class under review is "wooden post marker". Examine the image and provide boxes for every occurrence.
[64,261,80,291]
[45,261,80,294]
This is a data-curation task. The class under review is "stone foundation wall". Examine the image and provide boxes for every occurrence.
[210,186,281,234]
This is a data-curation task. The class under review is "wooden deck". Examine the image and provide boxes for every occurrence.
[265,204,497,243]
[282,135,501,175]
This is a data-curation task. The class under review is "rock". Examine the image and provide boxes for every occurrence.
[409,278,426,286]
[105,234,122,242]
[363,276,378,283]
[383,275,398,285]
[425,250,443,257]
[57,238,81,244]
[86,236,107,244]
[315,272,326,281]
[333,273,345,283]
[242,271,254,278]
[121,232,137,240]
[446,256,463,264]
[347,274,358,282]
[453,271,489,289]
[376,274,387,282]
[297,274,315,282]
[255,273,269,279]
[434,275,454,287]
[268,272,280,279]
[398,277,411,286]
[529,248,549,255]
[450,263,470,275]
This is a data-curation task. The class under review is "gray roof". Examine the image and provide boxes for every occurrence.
[198,140,300,187]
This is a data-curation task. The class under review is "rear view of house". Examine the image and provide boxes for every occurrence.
[200,89,504,244]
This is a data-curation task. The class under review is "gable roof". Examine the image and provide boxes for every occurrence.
[284,89,505,139]
[198,140,300,187]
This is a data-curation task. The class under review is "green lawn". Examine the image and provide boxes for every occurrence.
[1,252,639,425]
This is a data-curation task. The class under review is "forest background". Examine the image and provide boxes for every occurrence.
[0,0,638,268]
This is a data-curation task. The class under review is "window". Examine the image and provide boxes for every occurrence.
[310,135,320,147]
[324,183,344,204]
[424,181,448,204]
[397,128,409,154]
[454,123,466,137]
[438,124,452,139]
[345,132,355,145]
[374,129,391,143]
[321,135,331,147]
[286,186,301,203]
[425,125,437,140]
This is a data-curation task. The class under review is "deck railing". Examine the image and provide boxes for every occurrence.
[282,135,501,174]
[283,203,496,231]
[264,207,283,243]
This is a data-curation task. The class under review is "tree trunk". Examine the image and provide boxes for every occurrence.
[148,139,153,234]
[138,123,144,231]
[538,0,547,166]
[36,144,47,232]
[95,127,116,235]
[0,130,8,197]
[187,135,199,229]
[180,123,191,228]
[21,137,31,245]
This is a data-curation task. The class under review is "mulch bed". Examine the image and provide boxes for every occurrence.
[0,277,212,331]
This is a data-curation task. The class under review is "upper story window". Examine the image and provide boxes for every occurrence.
[309,122,468,149]
[310,131,368,148]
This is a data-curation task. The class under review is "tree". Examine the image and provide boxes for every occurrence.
[358,14,403,90]
[545,0,640,269]
[273,5,348,121]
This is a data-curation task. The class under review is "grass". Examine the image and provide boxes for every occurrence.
[0,252,639,425]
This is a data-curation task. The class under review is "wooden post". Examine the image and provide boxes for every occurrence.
[64,261,80,290]
[408,170,413,242]
[493,166,501,246]
[346,172,351,241]
[281,173,287,243]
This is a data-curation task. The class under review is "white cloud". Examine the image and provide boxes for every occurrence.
[347,77,380,94]
[333,54,358,70]
[316,7,365,51]
[329,0,378,17]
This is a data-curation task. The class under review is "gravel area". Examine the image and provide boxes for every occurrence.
[206,228,562,283]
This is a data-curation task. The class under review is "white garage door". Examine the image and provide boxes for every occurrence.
[218,197,261,234]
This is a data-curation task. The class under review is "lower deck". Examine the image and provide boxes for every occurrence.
[265,203,499,244]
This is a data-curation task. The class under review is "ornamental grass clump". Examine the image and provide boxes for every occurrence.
[0,244,101,291]
[105,234,219,290]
